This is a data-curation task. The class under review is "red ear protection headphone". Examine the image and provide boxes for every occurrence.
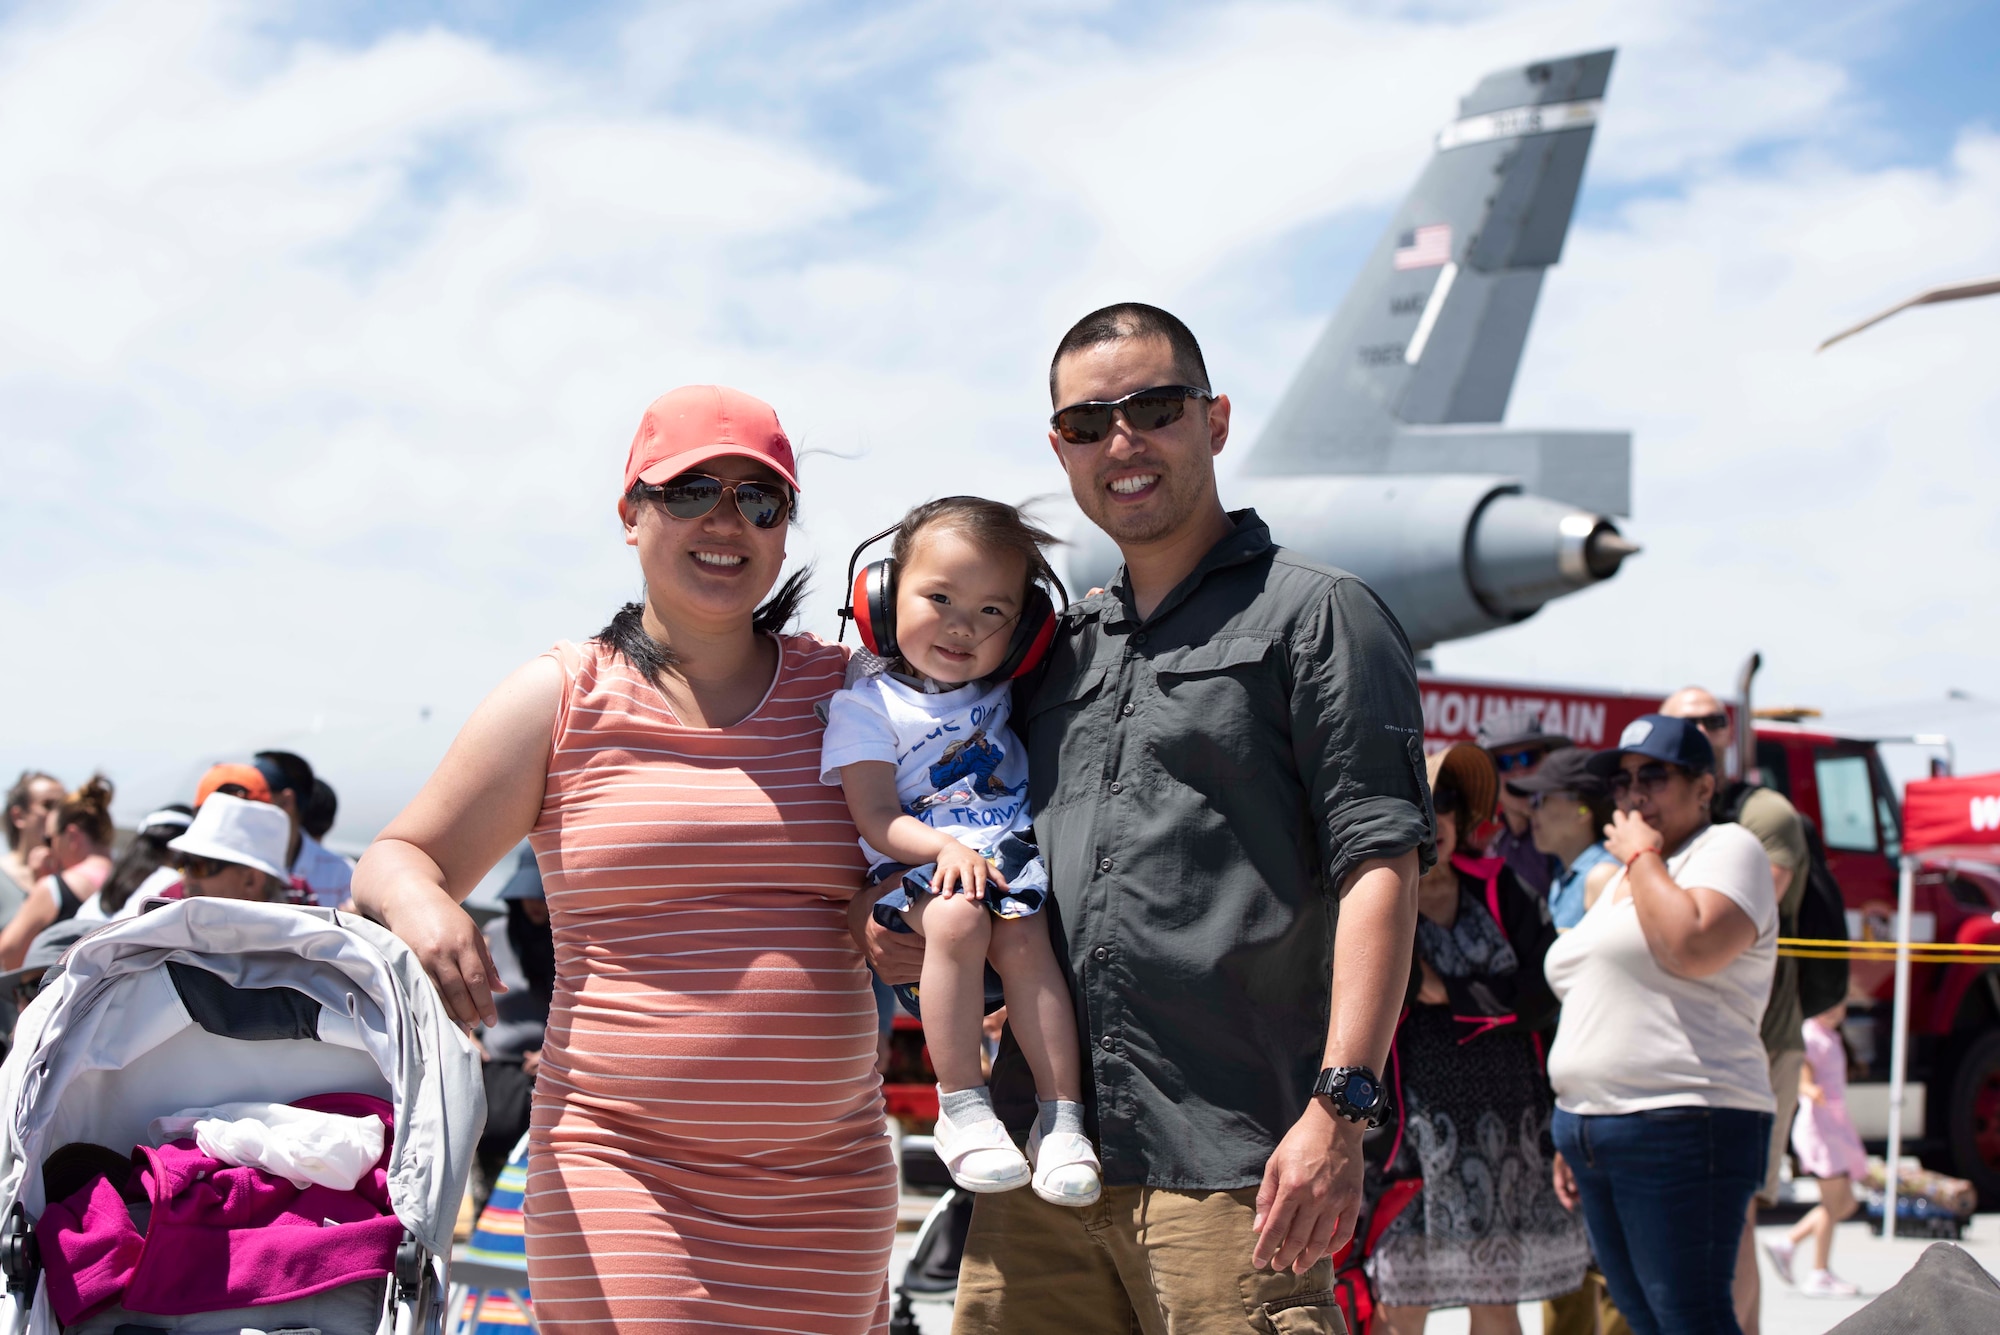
[837,511,1064,681]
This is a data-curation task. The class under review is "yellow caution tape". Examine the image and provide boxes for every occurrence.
[1776,936,2000,965]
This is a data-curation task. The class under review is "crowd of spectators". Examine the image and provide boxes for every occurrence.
[0,761,553,1137]
[1367,690,1849,1334]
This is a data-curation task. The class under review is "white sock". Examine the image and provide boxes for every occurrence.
[940,1085,998,1126]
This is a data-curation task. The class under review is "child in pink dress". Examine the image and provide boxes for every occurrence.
[1763,1001,1865,1298]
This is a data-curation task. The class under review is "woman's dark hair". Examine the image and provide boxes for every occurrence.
[302,778,338,841]
[890,496,1066,609]
[1581,788,1617,837]
[599,481,809,682]
[52,775,115,850]
[506,899,556,1004]
[100,804,194,916]
[5,771,59,852]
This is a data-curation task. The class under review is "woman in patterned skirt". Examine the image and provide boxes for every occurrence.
[355,386,897,1334]
[1368,743,1588,1334]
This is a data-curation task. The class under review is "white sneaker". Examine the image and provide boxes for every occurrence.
[1762,1237,1796,1286]
[932,1094,1031,1194]
[1026,1119,1102,1207]
[1800,1269,1860,1298]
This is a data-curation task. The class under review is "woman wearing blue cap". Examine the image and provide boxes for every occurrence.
[1541,714,1778,1335]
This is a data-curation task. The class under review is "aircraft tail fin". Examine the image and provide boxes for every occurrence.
[1244,49,1615,479]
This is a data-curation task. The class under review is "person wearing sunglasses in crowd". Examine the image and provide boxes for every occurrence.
[165,792,296,901]
[2,771,65,918]
[1369,742,1584,1335]
[355,385,896,1334]
[851,304,1431,1335]
[1505,748,1619,930]
[1477,711,1571,901]
[1660,686,1812,1335]
[0,776,116,971]
[1543,715,1777,1335]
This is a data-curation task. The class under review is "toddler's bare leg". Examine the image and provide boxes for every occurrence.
[904,892,992,1093]
[987,914,1083,1103]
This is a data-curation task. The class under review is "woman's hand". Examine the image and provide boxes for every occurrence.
[378,875,506,1029]
[1603,809,1664,866]
[930,842,1005,900]
[1416,959,1447,1006]
[1552,1151,1580,1212]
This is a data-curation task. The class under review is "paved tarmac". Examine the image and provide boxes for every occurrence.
[887,1195,2000,1334]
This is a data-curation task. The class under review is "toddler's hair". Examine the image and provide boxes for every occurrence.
[892,497,1066,606]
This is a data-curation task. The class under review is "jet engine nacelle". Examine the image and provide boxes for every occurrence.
[1066,474,1636,650]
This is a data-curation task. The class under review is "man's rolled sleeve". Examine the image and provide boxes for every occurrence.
[1288,577,1435,891]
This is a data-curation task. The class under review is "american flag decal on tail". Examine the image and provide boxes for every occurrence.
[1393,224,1452,271]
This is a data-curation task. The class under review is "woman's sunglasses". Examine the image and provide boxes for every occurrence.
[635,474,791,530]
[1050,385,1214,445]
[1608,763,1688,798]
[1432,786,1462,819]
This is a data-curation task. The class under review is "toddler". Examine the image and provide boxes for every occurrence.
[820,497,1099,1205]
[1764,1001,1864,1298]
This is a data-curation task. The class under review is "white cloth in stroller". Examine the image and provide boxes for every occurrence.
[0,898,484,1335]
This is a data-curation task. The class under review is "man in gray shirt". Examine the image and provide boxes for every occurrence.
[856,304,1432,1332]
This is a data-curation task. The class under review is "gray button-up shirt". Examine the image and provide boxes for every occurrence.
[1004,510,1434,1189]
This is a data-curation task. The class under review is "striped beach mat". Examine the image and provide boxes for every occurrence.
[456,1136,532,1332]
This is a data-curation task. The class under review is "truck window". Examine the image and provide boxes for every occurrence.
[1754,739,1792,798]
[1814,752,1879,852]
[1869,751,1903,859]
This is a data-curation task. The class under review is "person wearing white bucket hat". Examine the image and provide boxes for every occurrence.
[167,793,293,902]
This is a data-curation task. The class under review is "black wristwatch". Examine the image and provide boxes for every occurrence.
[1313,1065,1389,1127]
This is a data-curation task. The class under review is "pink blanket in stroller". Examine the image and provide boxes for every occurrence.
[38,1094,401,1323]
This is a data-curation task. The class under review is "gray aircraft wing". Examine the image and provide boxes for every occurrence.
[1071,49,1638,649]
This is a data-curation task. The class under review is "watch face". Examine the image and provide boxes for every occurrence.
[1346,1073,1378,1108]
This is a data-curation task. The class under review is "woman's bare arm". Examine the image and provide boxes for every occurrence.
[353,655,562,1025]
[0,882,59,971]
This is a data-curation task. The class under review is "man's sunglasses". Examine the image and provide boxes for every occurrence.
[1609,763,1689,798]
[1688,712,1730,732]
[174,854,233,879]
[1050,385,1213,445]
[1494,748,1543,773]
[634,474,791,530]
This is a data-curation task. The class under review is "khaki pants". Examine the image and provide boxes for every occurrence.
[1758,1049,1805,1206]
[953,1183,1348,1334]
[1541,1268,1633,1335]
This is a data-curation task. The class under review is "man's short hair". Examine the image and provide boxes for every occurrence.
[252,750,315,800]
[1049,303,1210,405]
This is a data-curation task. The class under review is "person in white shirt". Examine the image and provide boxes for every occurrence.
[1543,715,1776,1335]
[253,751,354,907]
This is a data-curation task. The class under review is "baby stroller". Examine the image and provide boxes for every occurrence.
[0,897,485,1335]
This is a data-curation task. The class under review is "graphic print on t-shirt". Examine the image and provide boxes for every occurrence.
[820,674,1032,872]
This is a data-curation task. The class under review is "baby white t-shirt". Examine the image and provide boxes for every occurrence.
[818,672,1030,873]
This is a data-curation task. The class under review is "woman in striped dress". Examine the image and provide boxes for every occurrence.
[355,386,897,1333]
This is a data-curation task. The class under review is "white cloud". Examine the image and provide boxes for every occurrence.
[0,0,1992,841]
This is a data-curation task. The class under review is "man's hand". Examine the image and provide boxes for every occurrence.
[1252,1101,1363,1273]
[1552,1150,1580,1212]
[846,879,925,984]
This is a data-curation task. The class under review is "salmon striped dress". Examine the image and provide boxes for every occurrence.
[523,635,896,1333]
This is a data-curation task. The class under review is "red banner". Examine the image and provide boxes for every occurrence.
[1903,772,2000,853]
[1418,676,1704,753]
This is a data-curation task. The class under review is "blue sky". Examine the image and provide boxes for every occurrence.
[2,0,1997,841]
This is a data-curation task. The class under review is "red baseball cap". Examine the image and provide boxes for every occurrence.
[622,385,800,495]
[194,763,272,807]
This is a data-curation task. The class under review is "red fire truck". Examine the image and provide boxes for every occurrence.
[883,670,2000,1197]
